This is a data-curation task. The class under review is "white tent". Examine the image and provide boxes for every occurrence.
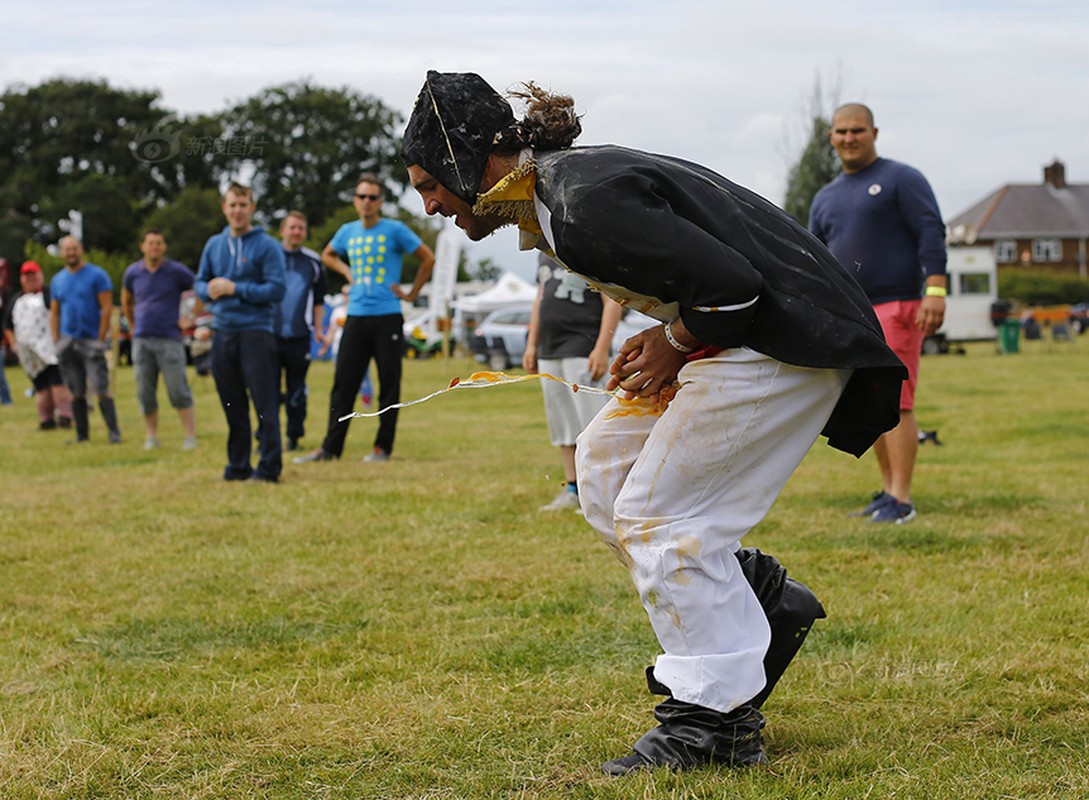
[455,271,537,314]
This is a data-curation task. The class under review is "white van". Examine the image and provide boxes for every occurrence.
[923,246,998,354]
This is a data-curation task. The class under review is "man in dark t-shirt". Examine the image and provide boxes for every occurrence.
[523,253,621,510]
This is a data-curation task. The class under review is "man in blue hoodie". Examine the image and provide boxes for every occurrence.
[195,182,287,482]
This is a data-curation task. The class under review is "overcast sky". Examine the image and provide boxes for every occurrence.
[5,0,1087,278]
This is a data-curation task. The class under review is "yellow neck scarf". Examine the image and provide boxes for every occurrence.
[472,159,542,237]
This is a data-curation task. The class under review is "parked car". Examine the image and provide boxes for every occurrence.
[470,304,533,369]
[470,304,663,371]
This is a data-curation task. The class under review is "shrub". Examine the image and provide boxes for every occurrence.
[998,267,1089,305]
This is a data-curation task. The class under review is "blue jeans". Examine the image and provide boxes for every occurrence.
[0,361,11,404]
[211,330,280,480]
[57,337,111,399]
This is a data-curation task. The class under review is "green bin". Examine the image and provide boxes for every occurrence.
[999,319,1020,354]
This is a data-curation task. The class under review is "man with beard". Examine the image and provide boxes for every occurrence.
[400,71,906,775]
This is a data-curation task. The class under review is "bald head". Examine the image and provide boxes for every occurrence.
[833,103,874,127]
[830,103,879,174]
[59,236,85,268]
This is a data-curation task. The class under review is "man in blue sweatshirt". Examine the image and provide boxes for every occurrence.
[809,103,947,524]
[195,182,287,482]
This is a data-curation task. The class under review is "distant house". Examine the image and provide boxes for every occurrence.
[946,160,1088,279]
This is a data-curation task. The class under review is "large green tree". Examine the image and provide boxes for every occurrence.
[0,76,448,279]
[141,185,225,271]
[782,75,842,225]
[214,81,405,229]
[0,78,181,255]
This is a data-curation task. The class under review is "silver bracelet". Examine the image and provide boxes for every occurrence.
[663,320,694,353]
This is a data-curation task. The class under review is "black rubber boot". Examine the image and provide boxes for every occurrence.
[734,547,826,708]
[641,549,826,708]
[602,699,766,775]
[604,549,824,775]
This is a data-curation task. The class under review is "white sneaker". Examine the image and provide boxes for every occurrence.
[182,436,198,451]
[540,490,580,512]
[143,436,160,451]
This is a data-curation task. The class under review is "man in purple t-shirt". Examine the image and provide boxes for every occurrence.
[121,228,198,451]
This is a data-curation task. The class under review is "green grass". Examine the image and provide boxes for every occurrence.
[2,339,1088,799]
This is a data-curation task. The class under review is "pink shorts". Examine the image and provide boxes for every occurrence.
[874,299,923,411]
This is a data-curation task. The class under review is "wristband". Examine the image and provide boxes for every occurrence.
[925,286,947,297]
[663,321,694,353]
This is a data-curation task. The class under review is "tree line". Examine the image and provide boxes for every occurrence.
[0,77,448,289]
[1,74,845,294]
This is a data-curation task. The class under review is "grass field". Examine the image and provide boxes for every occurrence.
[2,338,1087,799]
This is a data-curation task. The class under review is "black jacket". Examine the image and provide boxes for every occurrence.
[532,145,907,456]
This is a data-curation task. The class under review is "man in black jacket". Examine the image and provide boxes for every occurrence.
[402,71,906,775]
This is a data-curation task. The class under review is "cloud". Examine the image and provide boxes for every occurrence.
[5,0,1089,275]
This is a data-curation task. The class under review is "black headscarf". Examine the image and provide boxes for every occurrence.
[401,71,514,205]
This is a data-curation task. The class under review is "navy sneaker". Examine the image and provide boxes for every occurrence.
[849,491,892,518]
[871,499,916,524]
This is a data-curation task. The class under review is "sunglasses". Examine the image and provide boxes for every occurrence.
[355,193,381,201]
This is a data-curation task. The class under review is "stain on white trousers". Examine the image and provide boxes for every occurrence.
[576,348,851,713]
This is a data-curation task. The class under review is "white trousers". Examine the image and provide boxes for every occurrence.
[576,348,851,713]
[538,356,611,446]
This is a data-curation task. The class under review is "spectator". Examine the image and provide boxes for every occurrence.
[523,252,622,511]
[179,291,214,376]
[121,228,198,451]
[0,258,13,405]
[809,103,947,524]
[2,260,73,428]
[269,211,327,451]
[49,236,122,444]
[195,183,286,482]
[294,174,435,464]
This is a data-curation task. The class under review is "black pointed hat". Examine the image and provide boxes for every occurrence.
[401,71,514,205]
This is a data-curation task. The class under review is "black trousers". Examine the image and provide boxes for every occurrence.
[321,314,403,457]
[277,336,312,442]
[211,330,281,480]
